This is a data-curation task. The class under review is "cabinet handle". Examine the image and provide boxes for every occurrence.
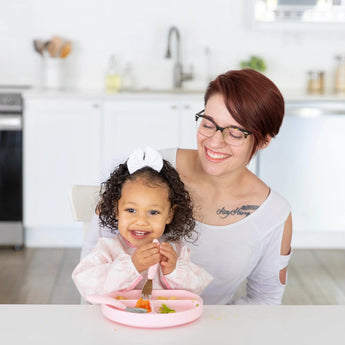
[171,104,178,110]
[92,103,99,108]
[184,104,191,110]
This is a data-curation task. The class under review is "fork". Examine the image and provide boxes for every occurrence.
[141,239,160,300]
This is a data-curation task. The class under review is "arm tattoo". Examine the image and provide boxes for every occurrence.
[216,205,259,219]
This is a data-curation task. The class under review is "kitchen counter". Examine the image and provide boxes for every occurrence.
[0,304,344,345]
[21,87,345,103]
[21,87,204,101]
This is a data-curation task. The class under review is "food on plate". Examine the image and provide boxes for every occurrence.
[158,304,176,314]
[115,295,128,300]
[157,296,177,300]
[135,298,152,313]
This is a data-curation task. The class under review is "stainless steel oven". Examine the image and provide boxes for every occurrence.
[0,92,23,248]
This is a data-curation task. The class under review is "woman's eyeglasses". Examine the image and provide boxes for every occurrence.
[195,110,252,147]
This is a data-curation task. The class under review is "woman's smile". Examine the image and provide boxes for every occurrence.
[205,147,231,162]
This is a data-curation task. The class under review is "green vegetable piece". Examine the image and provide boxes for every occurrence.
[158,303,176,313]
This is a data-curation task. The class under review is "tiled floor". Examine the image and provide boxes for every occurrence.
[0,247,344,304]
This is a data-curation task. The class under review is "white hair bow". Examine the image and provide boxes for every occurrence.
[127,146,163,174]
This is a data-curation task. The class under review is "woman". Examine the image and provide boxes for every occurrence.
[160,69,292,305]
[84,69,292,305]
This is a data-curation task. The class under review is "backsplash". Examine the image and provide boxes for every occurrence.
[2,0,345,93]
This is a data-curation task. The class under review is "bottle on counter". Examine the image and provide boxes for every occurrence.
[105,55,121,93]
[307,70,324,95]
[121,62,135,91]
[335,55,345,94]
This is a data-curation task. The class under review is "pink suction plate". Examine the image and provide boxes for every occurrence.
[100,289,203,328]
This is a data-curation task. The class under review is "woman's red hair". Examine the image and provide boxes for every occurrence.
[204,69,285,158]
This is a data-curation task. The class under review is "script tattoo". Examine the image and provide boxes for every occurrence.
[216,205,259,219]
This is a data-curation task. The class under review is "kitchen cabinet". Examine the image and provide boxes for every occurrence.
[101,98,201,178]
[178,100,200,149]
[24,99,101,234]
[258,102,345,246]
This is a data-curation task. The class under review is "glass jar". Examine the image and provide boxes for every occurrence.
[307,70,324,94]
[335,55,345,94]
[121,62,135,91]
[105,55,121,93]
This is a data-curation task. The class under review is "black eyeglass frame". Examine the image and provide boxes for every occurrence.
[195,110,252,139]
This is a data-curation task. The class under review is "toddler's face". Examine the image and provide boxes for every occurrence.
[116,178,174,247]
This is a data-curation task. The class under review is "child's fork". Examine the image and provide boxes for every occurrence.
[141,239,159,301]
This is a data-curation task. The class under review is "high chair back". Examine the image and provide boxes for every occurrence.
[70,185,100,222]
[69,184,101,250]
[69,185,101,305]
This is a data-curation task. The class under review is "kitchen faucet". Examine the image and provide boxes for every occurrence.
[165,26,194,89]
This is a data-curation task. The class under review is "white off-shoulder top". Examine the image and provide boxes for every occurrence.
[159,148,292,305]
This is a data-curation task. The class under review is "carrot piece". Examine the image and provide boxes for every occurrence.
[135,297,152,313]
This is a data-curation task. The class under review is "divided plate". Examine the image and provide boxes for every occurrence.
[100,289,203,328]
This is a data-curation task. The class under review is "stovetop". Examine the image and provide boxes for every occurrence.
[0,86,31,112]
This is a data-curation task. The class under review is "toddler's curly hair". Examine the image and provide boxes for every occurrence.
[98,159,196,243]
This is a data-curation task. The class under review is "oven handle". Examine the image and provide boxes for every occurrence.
[0,114,22,130]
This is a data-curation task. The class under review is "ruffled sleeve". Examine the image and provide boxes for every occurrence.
[72,237,142,298]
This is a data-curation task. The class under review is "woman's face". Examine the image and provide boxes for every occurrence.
[196,93,254,177]
[116,178,174,248]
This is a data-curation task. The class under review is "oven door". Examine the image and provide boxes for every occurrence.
[0,113,23,246]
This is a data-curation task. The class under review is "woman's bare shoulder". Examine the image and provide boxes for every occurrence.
[176,148,198,169]
[235,169,271,206]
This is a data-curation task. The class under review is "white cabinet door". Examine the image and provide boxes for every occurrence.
[101,97,202,179]
[24,99,101,228]
[258,113,345,233]
[102,99,179,178]
[179,99,202,149]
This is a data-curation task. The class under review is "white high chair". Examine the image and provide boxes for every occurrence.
[69,184,101,255]
[69,184,101,304]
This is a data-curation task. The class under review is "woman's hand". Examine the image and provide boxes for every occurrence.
[131,242,160,273]
[159,242,177,275]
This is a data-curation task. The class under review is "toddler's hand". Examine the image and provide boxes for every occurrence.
[132,242,160,273]
[159,242,177,275]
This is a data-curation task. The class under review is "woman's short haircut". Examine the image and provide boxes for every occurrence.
[204,69,285,158]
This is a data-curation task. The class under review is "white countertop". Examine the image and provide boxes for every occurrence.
[21,87,345,103]
[0,304,343,345]
[21,87,204,101]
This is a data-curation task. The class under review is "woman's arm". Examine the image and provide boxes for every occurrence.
[233,213,293,305]
[279,213,293,284]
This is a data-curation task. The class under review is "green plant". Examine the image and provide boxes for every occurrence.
[240,55,267,72]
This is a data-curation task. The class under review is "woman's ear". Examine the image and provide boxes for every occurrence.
[259,135,272,150]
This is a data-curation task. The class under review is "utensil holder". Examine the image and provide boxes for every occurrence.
[42,57,65,89]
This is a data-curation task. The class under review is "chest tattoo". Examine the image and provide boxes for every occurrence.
[216,205,259,219]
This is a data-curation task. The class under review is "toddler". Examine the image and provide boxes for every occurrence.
[72,146,213,298]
